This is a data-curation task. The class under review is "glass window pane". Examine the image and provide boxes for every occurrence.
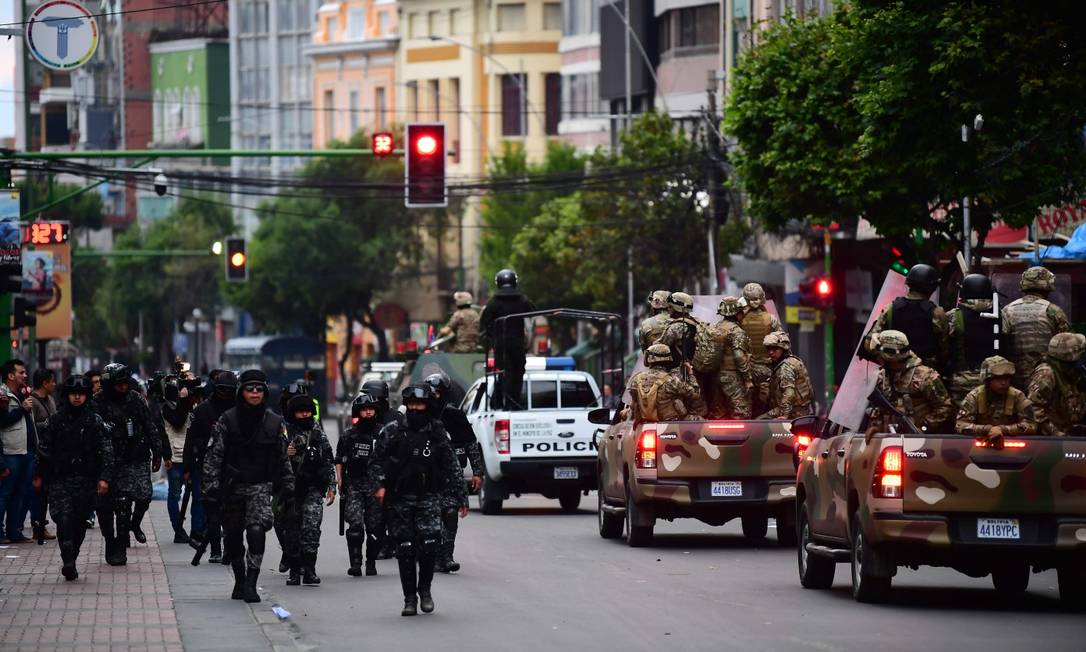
[530,380,557,409]
[543,2,561,30]
[497,3,525,31]
[560,380,598,408]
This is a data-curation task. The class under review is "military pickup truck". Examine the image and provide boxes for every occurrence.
[593,410,797,547]
[793,409,1086,606]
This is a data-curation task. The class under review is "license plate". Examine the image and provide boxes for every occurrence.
[553,466,578,480]
[977,518,1020,540]
[711,481,743,497]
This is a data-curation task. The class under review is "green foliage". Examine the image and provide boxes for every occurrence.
[725,1,1086,261]
[19,179,104,231]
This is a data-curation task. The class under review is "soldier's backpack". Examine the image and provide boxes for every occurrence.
[633,375,671,422]
[692,322,723,374]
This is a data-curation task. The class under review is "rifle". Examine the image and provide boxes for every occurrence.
[866,387,921,435]
[338,487,345,536]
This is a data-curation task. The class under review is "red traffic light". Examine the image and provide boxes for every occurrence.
[405,123,447,208]
[816,278,832,298]
[372,132,394,156]
[415,134,438,156]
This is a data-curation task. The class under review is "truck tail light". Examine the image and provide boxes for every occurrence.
[495,419,510,454]
[974,439,1026,449]
[874,446,903,499]
[635,429,657,469]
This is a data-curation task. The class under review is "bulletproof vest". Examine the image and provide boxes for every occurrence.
[719,321,745,371]
[954,307,999,373]
[342,425,377,478]
[99,394,149,464]
[224,409,284,485]
[1004,297,1055,360]
[667,317,698,362]
[392,428,443,496]
[439,406,474,467]
[742,310,774,363]
[51,411,98,476]
[292,427,330,488]
[783,357,813,413]
[975,387,1015,419]
[889,297,937,364]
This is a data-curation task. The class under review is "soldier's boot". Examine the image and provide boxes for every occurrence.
[173,528,190,544]
[243,567,262,603]
[60,541,78,581]
[131,501,148,544]
[278,552,289,573]
[230,560,246,600]
[418,558,436,614]
[365,559,377,577]
[286,559,301,586]
[302,553,321,585]
[208,537,223,564]
[398,557,418,616]
[365,534,379,576]
[441,539,460,573]
[112,536,127,566]
[346,529,364,576]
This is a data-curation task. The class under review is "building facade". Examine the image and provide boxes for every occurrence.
[305,0,399,146]
[557,0,608,151]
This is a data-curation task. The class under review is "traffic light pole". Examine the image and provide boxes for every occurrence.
[823,230,835,406]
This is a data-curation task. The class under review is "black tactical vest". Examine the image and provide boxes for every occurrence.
[224,409,283,484]
[342,426,376,479]
[392,429,443,497]
[99,395,148,464]
[890,297,937,363]
[51,412,98,477]
[292,427,330,488]
[955,307,1000,373]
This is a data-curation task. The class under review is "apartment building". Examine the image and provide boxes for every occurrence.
[558,0,608,150]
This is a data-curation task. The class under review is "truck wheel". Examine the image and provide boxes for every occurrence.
[480,476,503,516]
[625,488,653,548]
[1058,564,1086,610]
[559,491,582,512]
[850,515,891,603]
[798,508,835,590]
[742,515,769,540]
[776,506,798,547]
[991,564,1030,594]
[598,484,623,539]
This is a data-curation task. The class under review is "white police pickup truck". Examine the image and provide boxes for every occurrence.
[461,357,603,514]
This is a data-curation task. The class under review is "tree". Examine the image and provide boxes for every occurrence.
[19,179,104,231]
[725,1,1086,265]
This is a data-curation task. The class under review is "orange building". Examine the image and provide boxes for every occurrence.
[305,1,399,145]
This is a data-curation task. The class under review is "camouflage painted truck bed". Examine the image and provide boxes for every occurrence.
[597,418,797,547]
[796,429,1086,605]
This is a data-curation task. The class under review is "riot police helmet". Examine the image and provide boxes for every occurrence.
[351,392,380,418]
[60,374,92,399]
[361,379,390,401]
[905,264,940,295]
[495,269,518,289]
[959,274,993,301]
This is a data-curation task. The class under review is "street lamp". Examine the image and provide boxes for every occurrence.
[961,113,983,270]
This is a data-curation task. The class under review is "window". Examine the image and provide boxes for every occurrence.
[660,6,720,54]
[561,72,603,121]
[428,79,440,119]
[408,12,419,38]
[678,7,696,47]
[375,87,387,128]
[378,11,391,35]
[497,3,525,31]
[530,380,558,409]
[543,2,561,30]
[500,73,526,136]
[278,0,294,31]
[323,89,335,143]
[327,16,338,40]
[563,0,598,36]
[427,10,440,36]
[449,8,461,34]
[347,8,365,39]
[348,90,359,134]
[408,83,418,120]
[544,72,560,135]
[560,380,598,408]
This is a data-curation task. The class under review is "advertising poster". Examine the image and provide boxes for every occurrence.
[0,190,20,266]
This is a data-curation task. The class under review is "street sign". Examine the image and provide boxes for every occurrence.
[25,1,100,71]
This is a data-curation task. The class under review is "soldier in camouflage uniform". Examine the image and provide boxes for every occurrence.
[371,385,466,617]
[637,290,671,353]
[871,330,953,432]
[1027,333,1086,437]
[439,291,481,353]
[424,374,484,573]
[92,363,165,566]
[659,292,701,367]
[866,263,950,373]
[739,283,783,416]
[956,356,1036,447]
[337,393,384,577]
[628,344,704,423]
[280,395,335,587]
[757,332,813,420]
[947,274,1003,408]
[1002,266,1071,390]
[36,376,113,580]
[715,297,753,419]
[203,370,294,603]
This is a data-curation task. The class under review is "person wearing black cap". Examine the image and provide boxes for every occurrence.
[202,369,294,603]
[370,384,466,616]
[183,370,239,564]
[337,393,384,577]
[35,376,112,580]
[480,269,536,409]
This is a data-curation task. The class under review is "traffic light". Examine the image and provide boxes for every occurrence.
[372,132,394,156]
[890,246,909,275]
[13,296,36,328]
[799,276,833,309]
[224,237,248,282]
[405,122,447,208]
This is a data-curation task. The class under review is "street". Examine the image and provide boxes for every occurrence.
[185,422,1082,652]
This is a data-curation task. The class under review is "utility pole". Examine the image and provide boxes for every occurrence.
[705,87,722,294]
[624,0,632,129]
[823,229,835,406]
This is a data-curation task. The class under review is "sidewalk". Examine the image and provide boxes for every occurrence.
[0,515,183,651]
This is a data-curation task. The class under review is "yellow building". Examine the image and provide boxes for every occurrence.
[305,0,400,145]
[398,0,563,297]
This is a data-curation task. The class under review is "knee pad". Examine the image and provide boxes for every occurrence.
[395,541,414,560]
[245,525,266,555]
[419,536,440,558]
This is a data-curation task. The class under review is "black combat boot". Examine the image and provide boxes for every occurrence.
[60,547,78,581]
[230,560,246,600]
[113,537,127,566]
[398,557,418,616]
[243,568,262,603]
[173,528,190,544]
[302,553,321,585]
[278,552,289,573]
[418,558,436,614]
[365,559,377,576]
[208,537,223,564]
[346,531,364,576]
[286,562,301,586]
[131,502,148,544]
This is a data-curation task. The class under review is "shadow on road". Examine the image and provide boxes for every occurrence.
[611,532,790,551]
[821,582,1072,614]
[478,507,594,517]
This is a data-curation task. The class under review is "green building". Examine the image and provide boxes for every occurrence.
[149,38,231,150]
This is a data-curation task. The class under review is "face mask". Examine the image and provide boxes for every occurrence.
[405,410,430,429]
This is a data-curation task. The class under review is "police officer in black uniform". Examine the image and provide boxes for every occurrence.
[92,363,164,565]
[362,380,398,426]
[480,269,536,409]
[36,376,113,580]
[183,371,238,564]
[423,373,483,573]
[370,385,467,616]
[280,395,335,587]
[337,393,384,577]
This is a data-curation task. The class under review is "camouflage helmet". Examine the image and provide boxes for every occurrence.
[645,343,675,367]
[1047,332,1086,363]
[742,283,766,309]
[763,331,791,351]
[717,296,742,317]
[980,355,1016,381]
[453,291,473,307]
[668,291,694,315]
[1020,266,1055,293]
[647,290,670,311]
[877,329,911,362]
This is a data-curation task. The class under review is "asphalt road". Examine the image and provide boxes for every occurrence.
[245,422,1084,652]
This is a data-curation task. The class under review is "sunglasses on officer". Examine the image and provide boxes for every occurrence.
[242,383,266,394]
